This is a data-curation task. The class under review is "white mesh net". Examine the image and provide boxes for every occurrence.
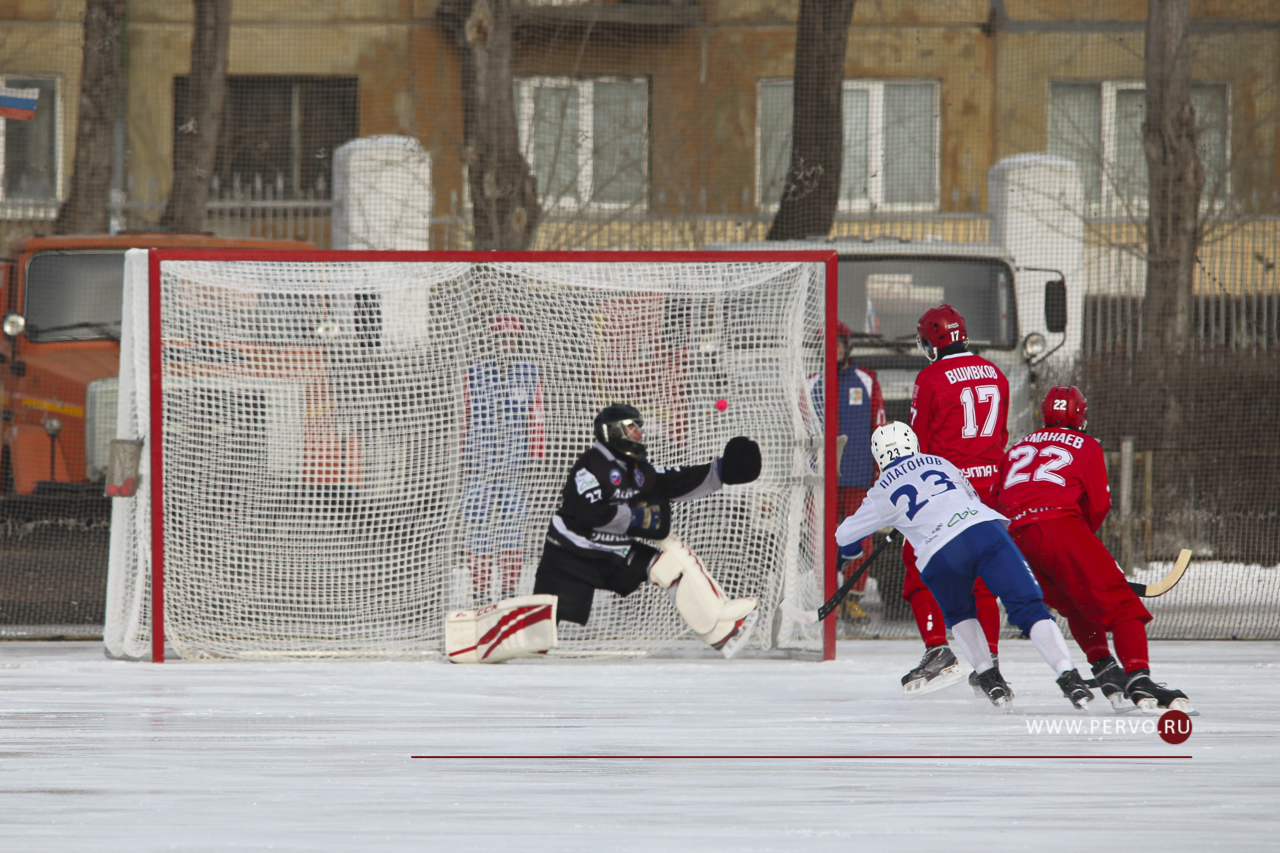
[104,252,832,660]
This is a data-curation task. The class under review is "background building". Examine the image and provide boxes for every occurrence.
[3,1,1276,251]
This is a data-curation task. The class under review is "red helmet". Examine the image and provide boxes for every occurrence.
[817,321,854,342]
[489,314,525,336]
[1041,385,1088,430]
[817,322,855,359]
[916,304,967,354]
[832,321,856,365]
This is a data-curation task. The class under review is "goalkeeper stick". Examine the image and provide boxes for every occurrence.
[780,533,896,624]
[1126,548,1192,597]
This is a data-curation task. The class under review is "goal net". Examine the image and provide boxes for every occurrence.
[104,250,837,661]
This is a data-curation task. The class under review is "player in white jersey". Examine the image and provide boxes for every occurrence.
[835,422,1096,710]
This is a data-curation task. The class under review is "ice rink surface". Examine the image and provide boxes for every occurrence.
[3,639,1277,852]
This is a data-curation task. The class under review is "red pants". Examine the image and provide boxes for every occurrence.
[1010,516,1152,670]
[837,486,874,591]
[469,551,523,602]
[900,478,1000,654]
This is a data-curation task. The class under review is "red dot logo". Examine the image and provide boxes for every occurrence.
[1157,709,1193,744]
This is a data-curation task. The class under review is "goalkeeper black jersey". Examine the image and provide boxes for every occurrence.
[543,441,721,564]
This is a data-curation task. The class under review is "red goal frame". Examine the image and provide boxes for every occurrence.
[145,250,840,662]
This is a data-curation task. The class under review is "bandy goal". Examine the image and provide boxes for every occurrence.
[104,250,842,661]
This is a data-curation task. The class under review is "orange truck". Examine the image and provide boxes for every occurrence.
[1,233,313,499]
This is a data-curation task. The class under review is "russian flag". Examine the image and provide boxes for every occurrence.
[0,87,39,121]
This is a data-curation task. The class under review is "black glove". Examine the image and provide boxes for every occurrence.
[719,436,761,485]
[627,499,671,540]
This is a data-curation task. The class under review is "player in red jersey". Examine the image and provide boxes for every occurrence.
[992,386,1194,714]
[898,305,1007,695]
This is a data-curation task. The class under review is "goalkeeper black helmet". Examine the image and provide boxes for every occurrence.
[594,404,646,460]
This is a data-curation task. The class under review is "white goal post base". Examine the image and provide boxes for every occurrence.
[104,250,840,661]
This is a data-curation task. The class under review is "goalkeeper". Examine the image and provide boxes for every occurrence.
[532,404,763,656]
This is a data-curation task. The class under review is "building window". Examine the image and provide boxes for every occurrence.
[1049,80,1228,212]
[758,79,939,213]
[174,76,359,198]
[0,76,60,202]
[514,77,649,213]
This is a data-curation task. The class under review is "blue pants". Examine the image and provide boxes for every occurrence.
[920,521,1051,635]
[462,477,528,554]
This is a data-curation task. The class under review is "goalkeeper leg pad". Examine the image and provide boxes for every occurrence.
[648,537,758,642]
[445,594,558,664]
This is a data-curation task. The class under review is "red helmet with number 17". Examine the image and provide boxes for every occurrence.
[1041,386,1088,430]
[916,305,967,362]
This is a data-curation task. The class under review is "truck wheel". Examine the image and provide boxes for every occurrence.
[0,445,13,494]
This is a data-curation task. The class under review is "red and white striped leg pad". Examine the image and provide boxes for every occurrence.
[445,594,558,664]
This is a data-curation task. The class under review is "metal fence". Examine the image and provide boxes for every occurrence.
[6,200,1274,354]
[5,198,1271,353]
[1082,218,1280,354]
[2,198,994,257]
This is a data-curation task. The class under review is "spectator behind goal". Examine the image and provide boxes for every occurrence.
[806,320,887,618]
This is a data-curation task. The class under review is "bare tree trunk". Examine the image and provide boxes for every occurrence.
[445,0,540,250]
[1142,0,1205,447]
[54,0,124,235]
[161,0,231,233]
[767,0,856,242]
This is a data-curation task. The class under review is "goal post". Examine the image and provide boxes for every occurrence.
[104,249,840,661]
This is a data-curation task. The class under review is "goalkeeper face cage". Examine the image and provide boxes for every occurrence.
[594,404,647,459]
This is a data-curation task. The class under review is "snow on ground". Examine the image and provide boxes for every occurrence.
[2,639,1278,852]
[1131,561,1280,638]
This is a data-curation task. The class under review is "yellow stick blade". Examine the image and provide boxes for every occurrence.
[1145,549,1192,597]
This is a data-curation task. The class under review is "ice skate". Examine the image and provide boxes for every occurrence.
[968,655,1013,700]
[711,605,760,660]
[1087,656,1137,713]
[974,665,1013,710]
[902,645,966,696]
[1055,668,1095,710]
[1124,669,1197,716]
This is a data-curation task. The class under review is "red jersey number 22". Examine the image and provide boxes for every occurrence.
[959,385,1001,439]
[1003,445,1074,488]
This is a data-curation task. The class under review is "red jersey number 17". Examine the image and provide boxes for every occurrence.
[959,385,1001,439]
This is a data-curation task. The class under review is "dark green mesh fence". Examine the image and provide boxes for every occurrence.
[2,1,1276,640]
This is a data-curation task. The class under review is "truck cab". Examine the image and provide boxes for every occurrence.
[0,233,313,497]
[831,238,1064,439]
[709,237,1068,441]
